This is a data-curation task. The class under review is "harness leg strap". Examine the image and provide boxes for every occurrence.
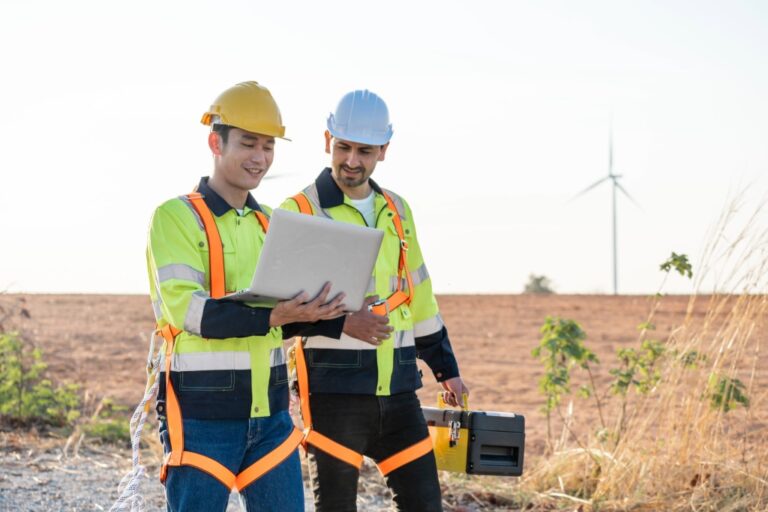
[304,429,365,470]
[235,427,305,491]
[376,436,434,476]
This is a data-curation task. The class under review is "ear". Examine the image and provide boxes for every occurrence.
[208,132,222,156]
[324,130,332,154]
[377,142,390,162]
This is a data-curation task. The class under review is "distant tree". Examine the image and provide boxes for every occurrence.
[524,274,554,294]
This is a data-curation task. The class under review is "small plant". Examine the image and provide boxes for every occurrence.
[609,339,666,441]
[0,332,81,427]
[532,317,602,450]
[83,398,131,445]
[707,374,749,412]
[660,252,693,278]
[523,274,555,294]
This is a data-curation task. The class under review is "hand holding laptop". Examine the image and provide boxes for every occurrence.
[341,295,394,346]
[268,282,347,327]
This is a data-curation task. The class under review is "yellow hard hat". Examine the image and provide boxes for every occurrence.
[200,81,287,139]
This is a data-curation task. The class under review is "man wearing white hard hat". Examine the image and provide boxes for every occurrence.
[282,90,468,511]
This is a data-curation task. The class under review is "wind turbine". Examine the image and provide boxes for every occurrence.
[572,126,640,295]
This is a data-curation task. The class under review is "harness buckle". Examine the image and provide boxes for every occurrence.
[400,239,409,251]
[368,299,390,315]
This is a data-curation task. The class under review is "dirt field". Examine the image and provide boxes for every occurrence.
[1,292,718,461]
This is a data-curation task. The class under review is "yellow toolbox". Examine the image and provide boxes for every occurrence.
[422,395,525,476]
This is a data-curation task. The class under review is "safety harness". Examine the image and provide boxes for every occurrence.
[290,192,434,476]
[156,192,304,491]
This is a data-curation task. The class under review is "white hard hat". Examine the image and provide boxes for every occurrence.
[327,90,393,145]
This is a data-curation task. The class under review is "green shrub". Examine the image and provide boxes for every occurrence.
[83,398,131,444]
[524,274,555,294]
[0,332,81,426]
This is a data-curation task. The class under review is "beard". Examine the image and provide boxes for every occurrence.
[337,165,369,188]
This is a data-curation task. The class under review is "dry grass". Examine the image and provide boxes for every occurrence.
[520,196,768,511]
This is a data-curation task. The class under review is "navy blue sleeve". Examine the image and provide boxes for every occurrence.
[281,315,346,340]
[415,326,460,382]
[199,300,273,338]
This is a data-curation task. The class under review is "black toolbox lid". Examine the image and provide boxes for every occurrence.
[469,411,525,433]
[423,407,525,433]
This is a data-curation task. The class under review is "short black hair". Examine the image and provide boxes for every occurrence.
[212,124,233,144]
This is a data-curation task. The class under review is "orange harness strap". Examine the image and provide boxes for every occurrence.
[290,192,429,474]
[370,192,413,316]
[377,436,434,476]
[291,193,313,215]
[187,193,226,298]
[234,427,305,490]
[158,195,302,490]
[294,336,431,475]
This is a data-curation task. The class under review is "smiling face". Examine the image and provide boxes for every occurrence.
[328,133,389,199]
[215,127,274,189]
[209,127,275,200]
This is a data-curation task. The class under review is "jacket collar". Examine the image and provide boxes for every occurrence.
[314,167,383,208]
[196,176,262,217]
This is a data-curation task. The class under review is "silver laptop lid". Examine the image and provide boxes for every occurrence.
[228,208,384,312]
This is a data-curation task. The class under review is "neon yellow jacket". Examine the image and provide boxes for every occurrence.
[280,168,460,396]
[147,177,342,418]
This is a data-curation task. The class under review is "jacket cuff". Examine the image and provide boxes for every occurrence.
[415,326,460,382]
[200,300,272,338]
[281,315,346,340]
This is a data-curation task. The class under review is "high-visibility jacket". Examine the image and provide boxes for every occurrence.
[279,168,460,396]
[146,177,343,419]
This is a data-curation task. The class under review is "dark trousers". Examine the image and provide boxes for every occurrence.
[307,392,443,512]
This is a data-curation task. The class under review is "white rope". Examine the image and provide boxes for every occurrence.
[109,331,162,512]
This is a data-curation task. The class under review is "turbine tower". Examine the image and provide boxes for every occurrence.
[572,126,639,295]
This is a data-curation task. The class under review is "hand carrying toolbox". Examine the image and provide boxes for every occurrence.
[422,395,525,476]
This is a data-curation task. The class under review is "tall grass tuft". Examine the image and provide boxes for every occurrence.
[524,195,768,511]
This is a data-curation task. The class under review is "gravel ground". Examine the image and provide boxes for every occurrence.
[0,432,395,512]
[0,430,519,512]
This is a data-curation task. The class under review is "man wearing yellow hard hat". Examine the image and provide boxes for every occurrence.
[146,81,349,511]
[282,90,469,511]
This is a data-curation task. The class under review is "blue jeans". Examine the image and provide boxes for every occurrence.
[159,411,303,512]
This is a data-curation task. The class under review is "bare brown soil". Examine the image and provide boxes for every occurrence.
[1,293,719,461]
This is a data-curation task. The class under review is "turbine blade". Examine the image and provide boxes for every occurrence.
[616,182,642,210]
[609,124,613,175]
[570,176,611,202]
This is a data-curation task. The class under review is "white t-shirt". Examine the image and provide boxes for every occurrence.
[349,192,376,227]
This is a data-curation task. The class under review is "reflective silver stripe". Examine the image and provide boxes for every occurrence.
[174,351,249,371]
[305,333,379,350]
[270,347,286,367]
[301,184,332,219]
[381,188,407,220]
[305,330,414,350]
[183,291,208,336]
[152,299,163,321]
[394,330,415,349]
[390,263,430,292]
[161,349,286,371]
[366,276,376,294]
[179,196,205,230]
[413,313,445,338]
[157,264,205,285]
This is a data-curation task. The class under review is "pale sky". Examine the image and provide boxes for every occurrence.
[1,0,767,295]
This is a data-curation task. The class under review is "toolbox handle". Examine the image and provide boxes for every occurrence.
[437,392,469,411]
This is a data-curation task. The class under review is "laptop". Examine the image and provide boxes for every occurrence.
[225,208,384,311]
